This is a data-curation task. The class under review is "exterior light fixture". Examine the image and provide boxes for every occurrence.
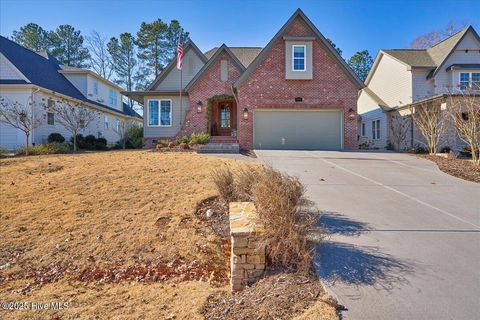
[197,100,202,113]
[347,108,356,120]
[243,107,249,120]
[295,97,303,102]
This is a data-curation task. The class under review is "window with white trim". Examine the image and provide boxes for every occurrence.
[148,99,172,127]
[104,115,109,129]
[372,120,380,140]
[361,122,366,136]
[459,72,480,90]
[292,45,306,71]
[47,99,55,125]
[93,81,99,96]
[109,89,117,106]
[116,119,120,132]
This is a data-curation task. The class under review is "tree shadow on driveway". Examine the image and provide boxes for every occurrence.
[317,212,370,237]
[314,242,415,291]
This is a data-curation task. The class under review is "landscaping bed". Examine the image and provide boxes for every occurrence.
[417,154,480,183]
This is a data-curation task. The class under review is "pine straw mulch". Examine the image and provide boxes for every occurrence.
[201,273,339,320]
[417,154,480,183]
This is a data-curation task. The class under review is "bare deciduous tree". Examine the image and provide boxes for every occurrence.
[86,30,114,80]
[0,96,42,154]
[114,119,136,149]
[52,100,98,151]
[389,113,411,151]
[447,90,480,165]
[411,100,448,154]
[409,21,468,49]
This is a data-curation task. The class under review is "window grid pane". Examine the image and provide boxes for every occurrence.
[292,46,305,71]
[149,101,159,126]
[472,73,480,89]
[160,100,171,126]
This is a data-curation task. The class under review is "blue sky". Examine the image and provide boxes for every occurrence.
[1,0,479,59]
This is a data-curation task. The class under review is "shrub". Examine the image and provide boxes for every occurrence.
[168,142,175,149]
[15,142,70,156]
[211,165,316,273]
[85,134,96,146]
[47,133,65,143]
[179,142,188,150]
[95,137,108,150]
[211,166,236,203]
[176,135,189,145]
[158,139,171,146]
[70,134,86,149]
[440,146,451,153]
[386,142,394,151]
[190,132,210,145]
[155,144,163,151]
[413,145,428,154]
[126,125,143,149]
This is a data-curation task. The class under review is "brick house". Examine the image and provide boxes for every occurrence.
[126,9,363,150]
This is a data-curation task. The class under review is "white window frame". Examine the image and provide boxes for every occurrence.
[104,115,109,129]
[147,99,172,127]
[47,112,55,125]
[372,119,380,140]
[361,122,366,137]
[459,72,480,90]
[93,81,99,96]
[109,89,117,107]
[292,45,306,72]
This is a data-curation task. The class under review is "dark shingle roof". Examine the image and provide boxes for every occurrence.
[382,49,436,68]
[205,47,263,67]
[0,36,141,119]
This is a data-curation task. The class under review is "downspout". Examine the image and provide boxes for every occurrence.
[31,87,40,145]
[231,84,240,141]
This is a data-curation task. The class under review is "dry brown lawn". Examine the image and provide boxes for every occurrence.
[0,150,338,319]
[417,154,480,183]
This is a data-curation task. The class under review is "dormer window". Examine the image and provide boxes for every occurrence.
[292,45,306,71]
[109,89,117,107]
[93,81,99,96]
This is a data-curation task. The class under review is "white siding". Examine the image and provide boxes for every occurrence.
[357,89,381,113]
[368,53,412,107]
[0,89,32,150]
[359,110,389,149]
[412,71,435,101]
[63,74,87,96]
[86,75,123,111]
[0,54,26,80]
[153,48,205,90]
[434,31,480,93]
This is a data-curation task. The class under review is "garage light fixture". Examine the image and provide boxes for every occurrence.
[347,108,356,120]
[197,101,202,113]
[243,108,249,120]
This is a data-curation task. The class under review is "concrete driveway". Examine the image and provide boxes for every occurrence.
[255,150,480,320]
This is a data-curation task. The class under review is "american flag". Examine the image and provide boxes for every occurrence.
[176,35,183,70]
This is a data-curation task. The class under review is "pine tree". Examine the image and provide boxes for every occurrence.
[347,50,373,82]
[50,25,90,68]
[12,23,52,52]
[108,33,137,106]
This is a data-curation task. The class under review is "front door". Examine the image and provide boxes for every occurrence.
[217,103,232,136]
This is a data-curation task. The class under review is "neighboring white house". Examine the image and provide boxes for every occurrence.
[358,26,480,150]
[0,36,142,150]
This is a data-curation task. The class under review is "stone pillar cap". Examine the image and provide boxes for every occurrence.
[229,202,265,236]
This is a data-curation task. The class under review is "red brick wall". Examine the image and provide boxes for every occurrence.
[236,18,359,150]
[179,51,242,136]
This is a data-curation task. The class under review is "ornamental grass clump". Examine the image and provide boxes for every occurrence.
[211,165,317,273]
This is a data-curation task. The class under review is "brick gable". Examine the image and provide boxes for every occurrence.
[235,18,359,149]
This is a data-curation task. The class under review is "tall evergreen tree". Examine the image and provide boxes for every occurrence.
[12,23,52,52]
[326,38,343,56]
[136,19,168,78]
[50,25,90,68]
[108,33,137,106]
[347,50,374,82]
[165,20,189,62]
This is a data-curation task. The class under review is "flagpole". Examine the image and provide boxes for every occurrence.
[180,65,182,126]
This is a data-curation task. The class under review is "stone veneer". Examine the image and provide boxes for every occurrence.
[229,202,265,291]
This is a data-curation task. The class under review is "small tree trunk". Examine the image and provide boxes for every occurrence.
[73,133,77,152]
[123,137,126,150]
[25,132,30,156]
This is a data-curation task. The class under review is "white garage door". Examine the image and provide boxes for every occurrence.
[254,110,343,150]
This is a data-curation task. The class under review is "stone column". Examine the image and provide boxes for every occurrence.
[229,202,266,291]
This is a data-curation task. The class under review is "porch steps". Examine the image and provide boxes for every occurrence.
[209,136,238,143]
[196,142,240,154]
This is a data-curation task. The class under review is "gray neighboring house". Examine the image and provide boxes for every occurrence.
[358,26,480,150]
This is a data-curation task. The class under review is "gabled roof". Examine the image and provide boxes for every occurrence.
[362,87,390,110]
[381,49,436,68]
[234,8,364,89]
[185,44,246,92]
[146,40,208,91]
[204,47,263,68]
[0,36,142,119]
